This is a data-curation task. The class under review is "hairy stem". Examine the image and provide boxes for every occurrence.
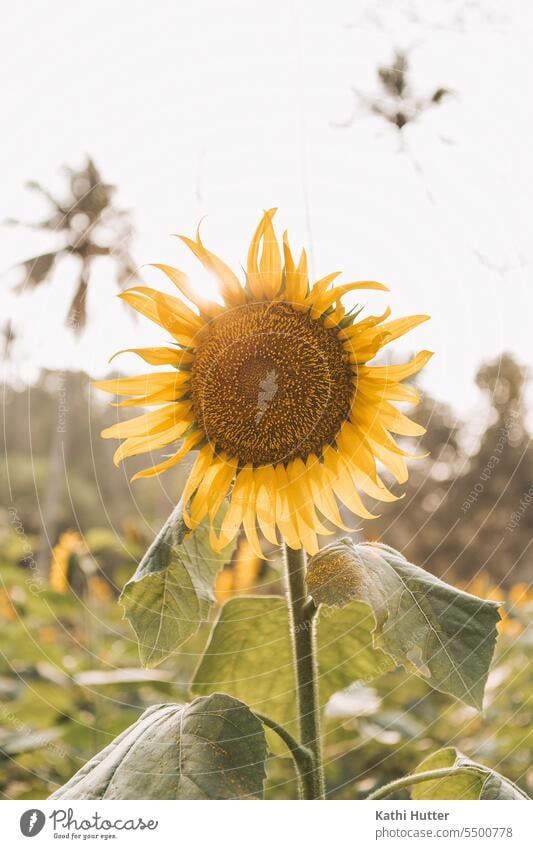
[284,542,325,800]
[366,767,483,800]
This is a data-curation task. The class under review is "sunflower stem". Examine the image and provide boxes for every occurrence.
[283,542,325,800]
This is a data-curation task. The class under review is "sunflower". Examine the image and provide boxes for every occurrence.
[95,210,431,555]
[49,530,87,593]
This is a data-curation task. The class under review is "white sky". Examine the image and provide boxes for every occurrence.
[1,0,532,423]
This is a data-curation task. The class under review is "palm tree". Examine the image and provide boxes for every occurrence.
[6,156,136,329]
[4,157,136,576]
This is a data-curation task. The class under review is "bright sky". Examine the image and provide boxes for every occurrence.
[1,0,532,423]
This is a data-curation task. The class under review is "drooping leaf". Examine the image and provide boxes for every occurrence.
[191,596,392,741]
[411,747,528,800]
[120,501,234,666]
[49,693,267,800]
[307,540,500,710]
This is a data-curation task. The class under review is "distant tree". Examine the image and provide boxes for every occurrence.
[3,158,136,573]
[367,353,532,587]
[335,49,452,132]
[5,157,136,329]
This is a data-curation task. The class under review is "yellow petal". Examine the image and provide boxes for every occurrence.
[361,350,433,382]
[350,410,411,458]
[206,455,238,520]
[376,314,430,346]
[306,454,354,531]
[247,208,279,298]
[189,454,236,526]
[310,281,389,318]
[121,285,204,330]
[307,272,342,317]
[373,402,426,437]
[323,447,377,520]
[339,308,391,340]
[282,231,308,305]
[182,444,215,527]
[130,430,204,480]
[242,475,264,559]
[93,371,189,397]
[151,263,221,317]
[109,346,194,367]
[274,464,300,549]
[323,301,346,328]
[356,378,421,406]
[254,466,279,546]
[119,290,199,347]
[335,428,398,502]
[215,465,253,548]
[101,402,191,440]
[112,383,190,407]
[259,209,282,298]
[366,436,409,483]
[287,458,331,537]
[178,230,246,306]
[112,417,194,465]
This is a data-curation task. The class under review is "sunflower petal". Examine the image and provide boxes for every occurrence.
[93,372,189,397]
[241,474,264,559]
[255,466,279,546]
[189,454,237,526]
[247,208,279,298]
[339,307,392,339]
[215,465,253,548]
[361,350,433,382]
[101,402,191,440]
[274,464,300,549]
[151,263,221,317]
[259,210,282,298]
[282,232,308,305]
[112,417,194,465]
[109,346,193,367]
[310,281,389,318]
[119,290,199,347]
[177,231,246,306]
[182,444,215,527]
[306,454,354,531]
[130,430,204,480]
[323,446,377,520]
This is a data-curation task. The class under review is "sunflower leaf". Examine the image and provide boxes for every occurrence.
[307,539,500,710]
[410,747,528,800]
[191,595,393,744]
[120,501,234,666]
[49,693,267,800]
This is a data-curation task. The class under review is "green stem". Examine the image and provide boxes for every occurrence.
[254,711,314,797]
[284,542,325,800]
[366,767,482,800]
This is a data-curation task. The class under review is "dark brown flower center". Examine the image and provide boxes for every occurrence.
[191,301,354,465]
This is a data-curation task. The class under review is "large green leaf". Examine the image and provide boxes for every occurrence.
[49,694,267,800]
[412,747,528,800]
[191,596,392,740]
[120,501,233,666]
[307,540,500,709]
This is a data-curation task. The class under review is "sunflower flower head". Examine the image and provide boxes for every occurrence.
[95,210,432,555]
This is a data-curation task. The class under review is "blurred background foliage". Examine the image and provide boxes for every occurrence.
[0,347,531,799]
